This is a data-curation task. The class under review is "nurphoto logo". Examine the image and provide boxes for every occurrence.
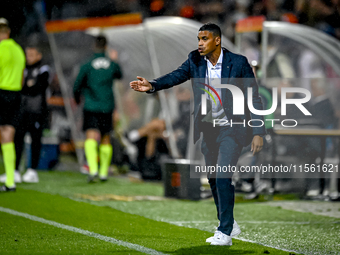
[200,79,312,128]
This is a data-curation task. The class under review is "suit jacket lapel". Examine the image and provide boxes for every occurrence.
[221,48,232,99]
[195,57,207,91]
[198,58,207,78]
[192,57,206,119]
[221,48,232,82]
[221,48,233,118]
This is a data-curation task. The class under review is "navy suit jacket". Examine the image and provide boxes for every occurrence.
[149,47,266,147]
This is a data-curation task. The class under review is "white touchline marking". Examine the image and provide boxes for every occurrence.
[234,237,300,254]
[238,221,337,224]
[168,220,336,225]
[0,206,168,255]
[168,221,217,224]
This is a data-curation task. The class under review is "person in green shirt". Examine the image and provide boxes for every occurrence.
[73,35,122,182]
[0,18,25,192]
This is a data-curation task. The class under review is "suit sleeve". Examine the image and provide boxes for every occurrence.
[147,58,191,93]
[73,64,87,103]
[241,58,266,136]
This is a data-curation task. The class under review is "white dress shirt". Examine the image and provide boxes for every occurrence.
[203,49,229,126]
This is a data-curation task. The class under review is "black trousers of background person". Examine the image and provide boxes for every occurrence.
[200,123,243,236]
[14,112,44,170]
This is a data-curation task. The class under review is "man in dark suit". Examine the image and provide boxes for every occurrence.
[130,23,265,246]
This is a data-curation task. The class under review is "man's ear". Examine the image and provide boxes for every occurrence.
[215,36,221,46]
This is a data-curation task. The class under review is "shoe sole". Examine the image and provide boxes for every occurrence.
[0,186,16,192]
[206,237,214,243]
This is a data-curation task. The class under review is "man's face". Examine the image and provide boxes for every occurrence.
[197,30,220,56]
[25,48,42,65]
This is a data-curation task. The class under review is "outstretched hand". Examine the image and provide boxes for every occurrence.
[251,135,263,155]
[130,76,152,92]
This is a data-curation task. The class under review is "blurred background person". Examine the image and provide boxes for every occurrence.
[126,118,169,180]
[172,86,191,158]
[9,45,50,183]
[0,18,25,192]
[73,35,122,183]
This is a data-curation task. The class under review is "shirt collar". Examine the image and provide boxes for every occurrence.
[204,49,223,66]
[94,52,106,57]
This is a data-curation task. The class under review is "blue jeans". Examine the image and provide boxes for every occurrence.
[201,125,243,235]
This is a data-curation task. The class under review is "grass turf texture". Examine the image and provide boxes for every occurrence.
[0,189,292,255]
[0,211,142,255]
[0,170,339,254]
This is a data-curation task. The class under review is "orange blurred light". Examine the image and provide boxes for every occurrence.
[180,6,194,18]
[150,0,164,12]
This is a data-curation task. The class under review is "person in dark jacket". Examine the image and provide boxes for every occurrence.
[14,45,50,183]
[73,35,122,183]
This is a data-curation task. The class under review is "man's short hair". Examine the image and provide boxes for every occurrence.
[0,17,10,34]
[199,23,221,38]
[95,35,107,50]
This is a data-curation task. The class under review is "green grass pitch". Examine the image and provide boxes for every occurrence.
[0,170,339,254]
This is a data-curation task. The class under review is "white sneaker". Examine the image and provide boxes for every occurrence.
[206,220,241,242]
[22,168,39,183]
[0,171,22,183]
[231,220,241,237]
[210,231,232,246]
[206,231,220,243]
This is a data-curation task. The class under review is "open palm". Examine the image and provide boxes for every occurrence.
[130,76,152,92]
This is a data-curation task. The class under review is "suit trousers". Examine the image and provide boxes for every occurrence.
[201,123,243,236]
